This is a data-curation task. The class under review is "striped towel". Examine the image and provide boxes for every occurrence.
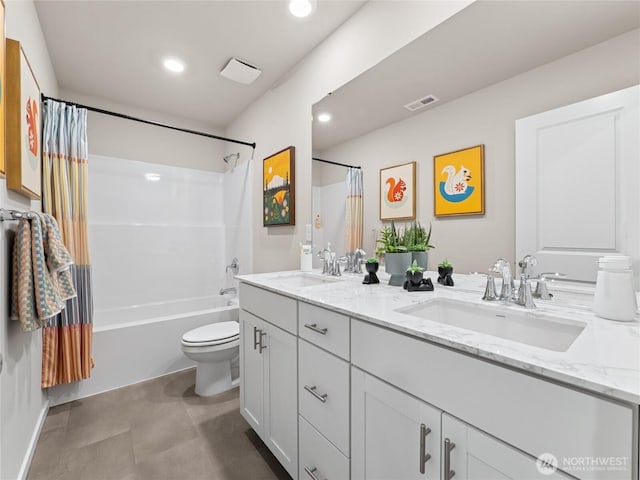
[10,213,76,332]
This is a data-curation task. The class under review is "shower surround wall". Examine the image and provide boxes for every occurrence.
[47,155,242,405]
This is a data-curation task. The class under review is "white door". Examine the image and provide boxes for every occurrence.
[351,368,441,480]
[239,310,264,435]
[442,414,572,480]
[263,322,298,479]
[515,85,639,284]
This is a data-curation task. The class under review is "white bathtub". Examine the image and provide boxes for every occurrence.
[48,295,239,406]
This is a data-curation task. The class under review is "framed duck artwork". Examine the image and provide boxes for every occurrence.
[433,145,485,217]
[380,161,416,220]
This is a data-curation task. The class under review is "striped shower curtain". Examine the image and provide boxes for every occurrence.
[40,100,93,388]
[346,167,363,252]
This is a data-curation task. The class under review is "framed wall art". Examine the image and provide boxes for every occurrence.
[434,144,484,217]
[263,146,295,226]
[380,161,415,220]
[0,0,5,176]
[6,38,41,199]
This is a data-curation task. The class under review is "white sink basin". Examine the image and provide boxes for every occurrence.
[396,298,585,352]
[277,273,343,288]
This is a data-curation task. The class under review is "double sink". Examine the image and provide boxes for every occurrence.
[275,272,586,353]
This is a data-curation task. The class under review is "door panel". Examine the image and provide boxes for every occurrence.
[239,310,264,435]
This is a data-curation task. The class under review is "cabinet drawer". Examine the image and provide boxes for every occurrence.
[352,319,635,480]
[299,416,349,480]
[299,339,350,456]
[299,302,349,360]
[239,283,297,334]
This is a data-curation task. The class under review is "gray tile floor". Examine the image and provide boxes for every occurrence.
[27,369,291,480]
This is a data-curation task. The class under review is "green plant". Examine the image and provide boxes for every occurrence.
[439,259,453,269]
[406,259,423,274]
[376,221,408,253]
[405,221,435,252]
[366,257,379,264]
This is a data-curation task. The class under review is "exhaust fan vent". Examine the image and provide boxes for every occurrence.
[404,94,439,112]
[220,57,262,85]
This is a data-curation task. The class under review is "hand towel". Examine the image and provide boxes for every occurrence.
[10,212,77,332]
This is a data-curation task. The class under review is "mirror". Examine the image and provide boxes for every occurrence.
[312,0,639,275]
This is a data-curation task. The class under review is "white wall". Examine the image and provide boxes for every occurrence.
[60,89,229,172]
[226,1,474,273]
[319,30,640,274]
[1,2,58,479]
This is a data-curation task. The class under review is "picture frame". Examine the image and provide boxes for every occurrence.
[433,144,484,217]
[380,161,416,220]
[263,146,295,226]
[6,38,42,199]
[0,0,6,176]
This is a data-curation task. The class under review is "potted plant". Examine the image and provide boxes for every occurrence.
[405,259,424,286]
[437,259,454,286]
[406,221,434,271]
[376,221,411,286]
[363,257,380,284]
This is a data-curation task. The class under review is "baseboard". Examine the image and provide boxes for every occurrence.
[17,399,49,480]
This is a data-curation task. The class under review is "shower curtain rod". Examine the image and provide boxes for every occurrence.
[41,94,257,150]
[312,157,361,169]
[0,208,35,221]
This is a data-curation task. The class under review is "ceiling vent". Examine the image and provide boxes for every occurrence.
[404,94,439,112]
[220,57,262,85]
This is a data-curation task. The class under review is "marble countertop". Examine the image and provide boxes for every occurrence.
[236,269,640,404]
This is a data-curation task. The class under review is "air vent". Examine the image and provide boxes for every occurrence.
[404,94,439,112]
[220,57,262,85]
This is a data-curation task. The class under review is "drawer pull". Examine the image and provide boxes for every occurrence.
[304,323,328,335]
[304,466,325,480]
[444,438,456,479]
[304,385,328,403]
[419,424,432,474]
[253,326,260,350]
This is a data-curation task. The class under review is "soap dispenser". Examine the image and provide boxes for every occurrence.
[593,256,638,321]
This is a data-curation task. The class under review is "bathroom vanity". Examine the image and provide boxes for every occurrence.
[237,271,639,480]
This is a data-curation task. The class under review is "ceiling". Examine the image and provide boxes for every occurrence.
[34,0,365,128]
[312,0,640,151]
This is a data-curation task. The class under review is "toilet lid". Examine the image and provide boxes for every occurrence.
[182,321,239,345]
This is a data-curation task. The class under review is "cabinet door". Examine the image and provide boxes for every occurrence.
[264,322,298,479]
[442,414,572,480]
[352,367,441,480]
[239,310,264,436]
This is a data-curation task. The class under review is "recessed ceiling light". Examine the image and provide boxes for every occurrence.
[163,58,185,73]
[317,113,332,123]
[289,0,314,18]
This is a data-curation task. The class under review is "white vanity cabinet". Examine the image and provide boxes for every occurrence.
[298,302,351,480]
[239,284,298,478]
[351,368,442,480]
[442,414,572,480]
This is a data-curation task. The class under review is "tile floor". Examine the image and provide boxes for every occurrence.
[27,369,291,480]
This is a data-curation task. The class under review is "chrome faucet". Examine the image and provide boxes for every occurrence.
[219,286,237,295]
[514,255,537,309]
[226,257,239,275]
[493,258,515,302]
[317,243,341,276]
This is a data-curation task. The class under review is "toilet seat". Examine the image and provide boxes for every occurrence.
[181,321,239,348]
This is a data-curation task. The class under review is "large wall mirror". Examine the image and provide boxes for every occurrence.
[311,0,639,280]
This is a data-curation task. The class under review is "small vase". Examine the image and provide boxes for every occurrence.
[363,262,380,284]
[384,252,412,286]
[438,266,454,286]
[406,271,423,285]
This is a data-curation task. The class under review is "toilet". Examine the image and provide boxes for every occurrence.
[181,321,240,396]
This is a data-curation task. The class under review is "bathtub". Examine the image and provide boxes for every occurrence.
[48,295,239,406]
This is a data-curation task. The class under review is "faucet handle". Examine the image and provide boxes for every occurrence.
[533,272,567,299]
[482,274,498,301]
[518,255,537,278]
[516,273,536,308]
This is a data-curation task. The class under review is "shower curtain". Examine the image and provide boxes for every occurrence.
[346,167,363,252]
[40,100,94,388]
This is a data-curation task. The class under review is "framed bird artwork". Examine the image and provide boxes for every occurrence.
[434,145,484,217]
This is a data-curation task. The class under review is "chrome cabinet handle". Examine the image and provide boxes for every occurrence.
[304,385,328,403]
[253,326,260,350]
[304,466,324,480]
[304,323,328,335]
[259,331,267,353]
[419,424,431,474]
[444,438,456,479]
